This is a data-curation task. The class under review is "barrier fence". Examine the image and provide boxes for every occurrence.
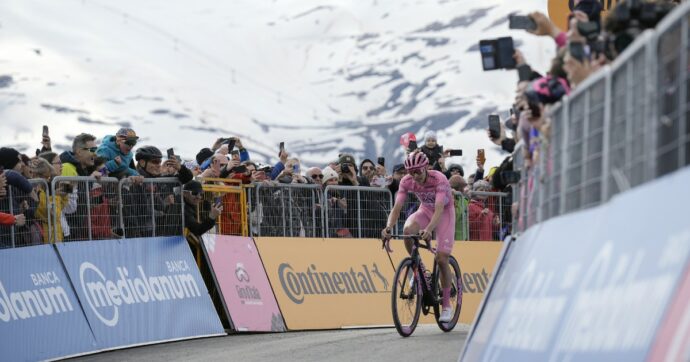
[2,176,510,246]
[514,3,690,233]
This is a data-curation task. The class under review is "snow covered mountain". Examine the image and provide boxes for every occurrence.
[0,0,554,171]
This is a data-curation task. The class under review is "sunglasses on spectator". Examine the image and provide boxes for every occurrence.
[311,174,324,180]
[184,190,202,197]
[362,166,374,170]
[124,140,137,147]
[81,147,98,153]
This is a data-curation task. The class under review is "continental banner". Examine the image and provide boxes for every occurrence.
[254,237,501,330]
[202,234,286,332]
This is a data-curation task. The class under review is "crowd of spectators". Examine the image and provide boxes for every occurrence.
[0,0,679,248]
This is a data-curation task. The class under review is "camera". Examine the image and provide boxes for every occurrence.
[479,37,516,71]
[341,163,351,174]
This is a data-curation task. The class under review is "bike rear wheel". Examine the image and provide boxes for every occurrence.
[433,256,463,332]
[391,258,421,337]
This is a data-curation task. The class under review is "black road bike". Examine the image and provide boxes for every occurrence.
[384,234,463,337]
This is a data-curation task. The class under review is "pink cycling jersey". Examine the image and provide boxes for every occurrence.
[396,170,453,210]
[396,170,455,253]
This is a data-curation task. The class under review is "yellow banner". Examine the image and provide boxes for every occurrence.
[254,237,502,330]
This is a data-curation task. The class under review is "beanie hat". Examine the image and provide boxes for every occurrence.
[322,167,339,183]
[0,147,21,171]
[195,148,214,165]
[528,76,570,104]
[424,130,437,141]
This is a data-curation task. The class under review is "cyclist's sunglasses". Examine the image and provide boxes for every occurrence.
[408,168,424,175]
[81,147,98,153]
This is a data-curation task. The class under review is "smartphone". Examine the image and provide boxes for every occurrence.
[569,41,588,63]
[576,21,599,40]
[508,14,537,31]
[479,37,516,71]
[377,157,385,167]
[477,149,486,164]
[279,142,285,155]
[166,148,175,159]
[517,64,532,82]
[231,165,247,174]
[488,114,501,139]
[292,164,299,173]
[214,195,222,205]
[408,140,418,151]
[224,139,236,151]
[448,149,463,156]
[42,125,49,137]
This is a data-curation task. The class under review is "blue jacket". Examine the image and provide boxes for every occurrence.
[96,135,139,176]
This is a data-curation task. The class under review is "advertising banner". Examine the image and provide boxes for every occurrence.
[0,244,96,361]
[202,234,285,332]
[57,236,225,350]
[461,167,690,362]
[254,237,502,330]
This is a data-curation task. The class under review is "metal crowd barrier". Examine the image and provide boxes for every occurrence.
[512,2,690,232]
[323,186,392,238]
[199,178,248,237]
[254,183,324,237]
[0,179,51,248]
[465,191,509,242]
[119,177,184,238]
[51,176,120,242]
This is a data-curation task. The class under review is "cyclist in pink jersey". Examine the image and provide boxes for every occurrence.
[382,151,456,322]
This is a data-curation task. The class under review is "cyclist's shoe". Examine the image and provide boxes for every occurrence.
[438,308,453,323]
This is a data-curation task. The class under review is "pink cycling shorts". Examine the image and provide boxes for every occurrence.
[405,206,455,254]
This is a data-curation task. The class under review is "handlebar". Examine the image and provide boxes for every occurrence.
[382,234,432,250]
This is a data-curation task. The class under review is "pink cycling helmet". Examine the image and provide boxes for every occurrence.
[404,152,429,171]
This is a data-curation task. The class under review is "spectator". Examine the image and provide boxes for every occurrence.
[38,152,63,177]
[183,180,222,239]
[449,174,469,241]
[446,164,464,179]
[322,167,350,237]
[420,131,444,169]
[270,148,289,180]
[306,167,323,185]
[60,133,98,177]
[359,159,377,184]
[36,153,79,240]
[468,180,495,241]
[0,147,23,173]
[200,154,229,179]
[96,127,140,178]
[32,158,69,242]
[336,153,369,186]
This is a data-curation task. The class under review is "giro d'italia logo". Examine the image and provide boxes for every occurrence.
[235,263,250,283]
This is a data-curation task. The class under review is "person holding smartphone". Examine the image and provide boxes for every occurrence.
[183,180,222,239]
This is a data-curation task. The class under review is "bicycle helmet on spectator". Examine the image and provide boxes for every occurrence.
[404,151,428,171]
[135,146,163,162]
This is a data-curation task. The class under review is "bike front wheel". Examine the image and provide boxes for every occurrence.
[433,255,463,332]
[391,258,421,337]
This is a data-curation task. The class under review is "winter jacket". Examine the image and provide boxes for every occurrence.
[35,187,68,242]
[0,213,15,226]
[60,151,90,177]
[468,199,493,241]
[184,201,216,238]
[96,135,138,176]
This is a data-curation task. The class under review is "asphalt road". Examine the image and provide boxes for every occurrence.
[69,324,469,362]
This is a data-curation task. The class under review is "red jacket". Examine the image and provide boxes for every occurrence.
[0,213,16,226]
[468,199,494,241]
